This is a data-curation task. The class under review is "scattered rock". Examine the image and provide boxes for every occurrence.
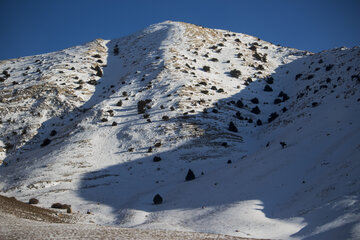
[112,121,117,126]
[116,100,123,107]
[153,156,161,162]
[280,142,287,148]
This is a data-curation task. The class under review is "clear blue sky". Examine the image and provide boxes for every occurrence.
[0,0,359,60]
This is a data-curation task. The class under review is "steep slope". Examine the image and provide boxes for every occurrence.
[0,21,359,239]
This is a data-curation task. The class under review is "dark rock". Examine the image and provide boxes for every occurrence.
[162,116,169,121]
[227,160,232,164]
[153,194,163,205]
[256,119,262,126]
[92,54,101,58]
[185,169,195,181]
[101,118,108,122]
[221,142,228,147]
[153,156,161,162]
[112,121,117,126]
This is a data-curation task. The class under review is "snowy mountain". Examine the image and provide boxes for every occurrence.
[0,21,359,239]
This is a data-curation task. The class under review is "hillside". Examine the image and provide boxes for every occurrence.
[0,21,359,239]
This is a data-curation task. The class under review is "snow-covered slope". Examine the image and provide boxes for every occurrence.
[0,21,359,239]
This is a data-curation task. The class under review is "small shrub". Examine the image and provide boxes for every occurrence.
[234,38,241,43]
[41,138,51,147]
[266,77,274,84]
[203,66,210,72]
[251,106,261,114]
[221,142,228,147]
[230,69,241,78]
[295,73,302,80]
[162,115,169,121]
[249,45,257,51]
[228,121,238,132]
[153,194,163,205]
[268,112,279,123]
[236,100,244,108]
[87,80,97,85]
[50,130,57,136]
[274,98,282,104]
[217,88,224,93]
[312,102,319,107]
[201,90,209,94]
[114,45,119,55]
[264,85,273,92]
[154,142,162,148]
[211,86,217,90]
[185,169,195,181]
[256,119,262,126]
[116,100,123,107]
[237,53,243,58]
[280,142,287,149]
[94,65,103,77]
[137,100,147,114]
[148,147,153,153]
[227,160,232,164]
[307,74,314,80]
[250,98,259,104]
[325,64,334,71]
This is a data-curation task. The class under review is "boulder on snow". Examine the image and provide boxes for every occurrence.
[153,156,161,162]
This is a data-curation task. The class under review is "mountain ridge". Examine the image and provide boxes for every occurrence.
[0,21,359,239]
